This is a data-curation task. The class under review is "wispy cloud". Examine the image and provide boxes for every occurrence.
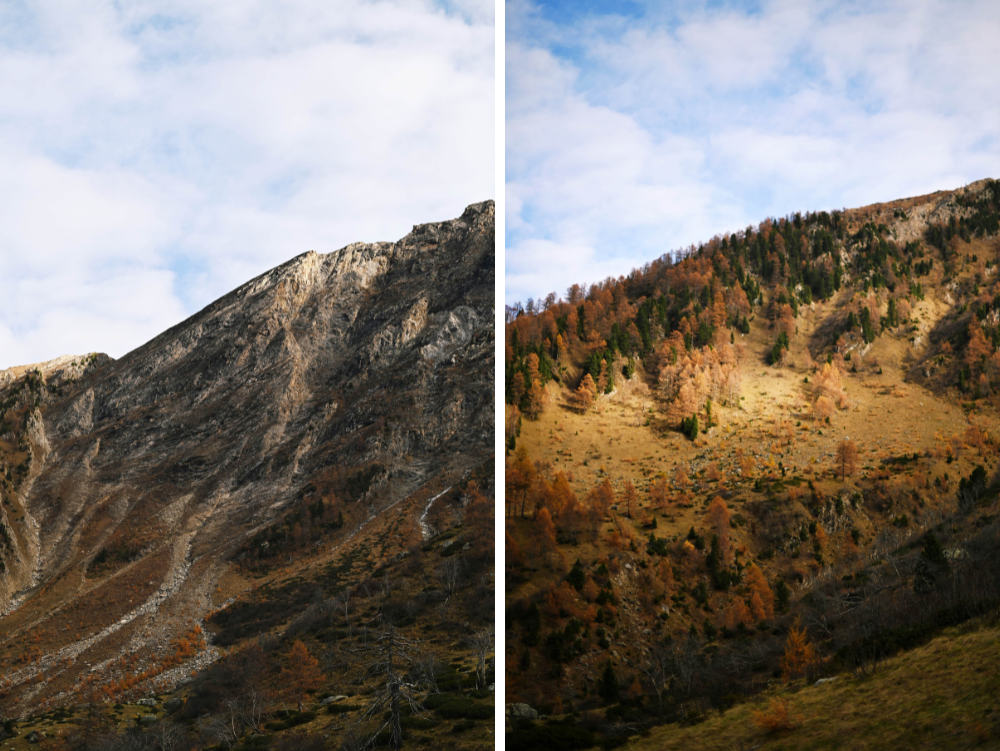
[506,0,1000,306]
[0,0,494,369]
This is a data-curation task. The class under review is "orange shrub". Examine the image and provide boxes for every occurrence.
[752,697,802,732]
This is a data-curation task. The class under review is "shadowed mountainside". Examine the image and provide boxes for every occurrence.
[0,200,494,713]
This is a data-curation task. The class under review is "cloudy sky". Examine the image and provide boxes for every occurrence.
[0,0,494,369]
[506,0,1000,307]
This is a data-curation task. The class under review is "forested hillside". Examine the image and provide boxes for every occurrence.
[504,180,1000,750]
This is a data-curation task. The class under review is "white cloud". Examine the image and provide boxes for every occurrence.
[506,0,1000,306]
[0,0,494,370]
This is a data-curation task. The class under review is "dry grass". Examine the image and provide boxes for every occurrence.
[631,622,1000,750]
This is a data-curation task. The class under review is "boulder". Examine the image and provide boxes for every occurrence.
[138,715,158,726]
[320,695,349,706]
[163,698,184,714]
[506,703,538,721]
[136,698,157,707]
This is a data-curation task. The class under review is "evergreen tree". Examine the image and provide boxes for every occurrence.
[597,661,620,704]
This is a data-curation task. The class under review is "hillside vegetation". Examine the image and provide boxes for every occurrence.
[0,478,495,751]
[504,180,1000,749]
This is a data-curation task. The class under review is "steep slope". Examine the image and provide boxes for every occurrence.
[0,200,494,712]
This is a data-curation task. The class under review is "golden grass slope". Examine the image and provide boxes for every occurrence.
[631,617,1000,750]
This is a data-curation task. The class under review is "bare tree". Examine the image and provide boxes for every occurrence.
[339,725,369,751]
[414,651,444,694]
[668,636,703,697]
[350,622,428,751]
[148,721,185,751]
[333,588,353,639]
[464,625,494,690]
[631,642,672,719]
[204,641,273,747]
[207,690,269,748]
[438,556,464,600]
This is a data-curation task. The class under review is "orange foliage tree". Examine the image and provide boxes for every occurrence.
[506,446,536,517]
[723,598,752,630]
[706,497,732,563]
[649,475,670,512]
[620,480,639,519]
[780,620,818,682]
[575,374,597,411]
[966,323,991,375]
[835,439,859,481]
[533,508,559,568]
[281,640,323,712]
[744,563,774,621]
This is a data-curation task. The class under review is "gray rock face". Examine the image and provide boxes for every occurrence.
[0,201,494,706]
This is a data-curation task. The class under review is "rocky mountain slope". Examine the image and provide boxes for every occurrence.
[0,200,494,713]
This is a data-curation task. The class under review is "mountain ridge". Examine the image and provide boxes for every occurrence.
[0,199,494,714]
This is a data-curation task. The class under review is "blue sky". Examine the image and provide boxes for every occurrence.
[0,0,493,369]
[505,0,1000,307]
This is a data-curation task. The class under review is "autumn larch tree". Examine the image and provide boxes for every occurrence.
[525,377,547,419]
[966,322,991,375]
[505,530,523,579]
[597,360,609,394]
[511,372,526,407]
[544,472,574,519]
[586,478,614,540]
[522,354,547,419]
[736,448,754,479]
[744,563,774,621]
[575,373,597,411]
[671,381,698,428]
[649,475,670,512]
[533,507,559,569]
[835,439,859,481]
[814,395,835,422]
[620,479,639,519]
[964,424,987,456]
[780,619,817,682]
[673,462,690,489]
[723,598,751,631]
[506,446,536,517]
[705,497,731,564]
[281,640,323,712]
